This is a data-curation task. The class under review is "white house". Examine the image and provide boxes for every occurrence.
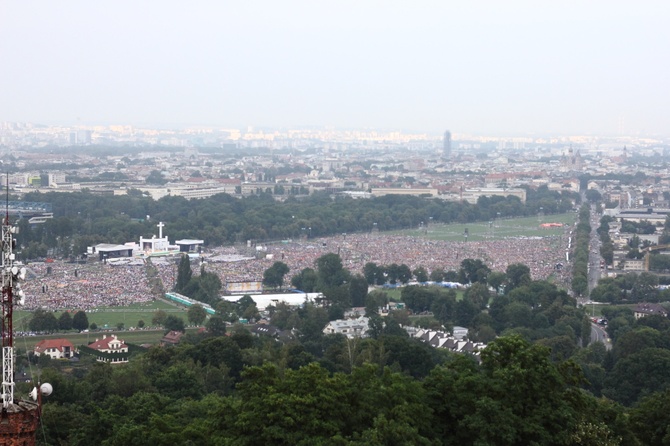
[323,317,370,338]
[87,334,129,364]
[34,339,75,359]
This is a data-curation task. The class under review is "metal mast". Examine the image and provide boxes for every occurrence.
[0,181,25,409]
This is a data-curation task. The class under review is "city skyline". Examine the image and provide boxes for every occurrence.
[1,1,668,137]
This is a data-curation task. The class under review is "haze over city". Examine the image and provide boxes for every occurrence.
[1,1,668,136]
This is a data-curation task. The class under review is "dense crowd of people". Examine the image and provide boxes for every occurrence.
[21,228,571,310]
[156,230,571,292]
[22,262,154,311]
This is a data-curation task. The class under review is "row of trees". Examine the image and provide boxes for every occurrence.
[15,186,577,260]
[174,255,223,306]
[590,272,670,304]
[571,204,591,296]
[28,309,89,333]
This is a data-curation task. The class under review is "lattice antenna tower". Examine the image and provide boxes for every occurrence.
[1,174,26,409]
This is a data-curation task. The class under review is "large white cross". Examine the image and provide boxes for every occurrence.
[157,221,165,239]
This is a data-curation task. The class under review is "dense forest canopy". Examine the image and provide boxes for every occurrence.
[32,320,670,446]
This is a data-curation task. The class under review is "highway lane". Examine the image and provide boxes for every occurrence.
[590,322,612,350]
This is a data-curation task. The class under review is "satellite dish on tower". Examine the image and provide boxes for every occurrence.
[28,383,52,401]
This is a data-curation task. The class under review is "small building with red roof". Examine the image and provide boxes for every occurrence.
[160,330,184,346]
[34,339,75,360]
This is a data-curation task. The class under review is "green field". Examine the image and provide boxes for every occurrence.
[392,212,577,242]
[15,300,189,332]
[380,286,465,301]
[16,329,165,350]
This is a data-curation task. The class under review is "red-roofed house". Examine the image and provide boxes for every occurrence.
[88,334,129,364]
[160,330,184,346]
[34,339,75,359]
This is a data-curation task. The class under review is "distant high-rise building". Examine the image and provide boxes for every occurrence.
[443,130,451,158]
[76,129,92,145]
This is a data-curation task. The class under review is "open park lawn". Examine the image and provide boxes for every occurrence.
[393,212,576,241]
[14,300,195,349]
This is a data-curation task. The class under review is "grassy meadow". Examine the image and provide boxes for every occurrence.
[15,300,189,333]
[393,212,576,242]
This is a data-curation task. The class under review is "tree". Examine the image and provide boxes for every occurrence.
[603,348,670,406]
[262,261,290,290]
[29,309,59,333]
[196,267,223,303]
[236,295,256,317]
[590,279,622,303]
[401,286,433,313]
[164,315,186,333]
[429,269,444,282]
[464,282,491,310]
[629,388,670,445]
[348,274,369,307]
[459,258,490,284]
[585,189,602,202]
[600,241,614,266]
[152,310,168,327]
[72,310,89,332]
[242,303,260,322]
[431,290,456,325]
[363,262,380,285]
[175,255,192,293]
[455,299,479,327]
[187,304,208,326]
[614,327,663,360]
[206,315,227,337]
[181,266,222,306]
[505,263,531,293]
[488,271,506,294]
[472,335,590,445]
[137,319,145,328]
[58,312,73,331]
[631,272,659,302]
[385,263,401,284]
[397,264,412,284]
[572,275,588,297]
[146,170,167,185]
[413,266,429,283]
[291,267,318,292]
[316,253,349,289]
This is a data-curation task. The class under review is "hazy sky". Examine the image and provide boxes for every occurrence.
[0,1,668,136]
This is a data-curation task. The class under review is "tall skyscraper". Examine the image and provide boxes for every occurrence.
[443,130,451,158]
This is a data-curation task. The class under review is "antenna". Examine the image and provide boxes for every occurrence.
[1,172,16,408]
[0,175,32,408]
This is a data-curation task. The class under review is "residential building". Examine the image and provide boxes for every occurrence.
[34,339,75,359]
[322,316,370,338]
[634,303,668,319]
[160,330,184,346]
[409,328,487,356]
[87,334,129,364]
